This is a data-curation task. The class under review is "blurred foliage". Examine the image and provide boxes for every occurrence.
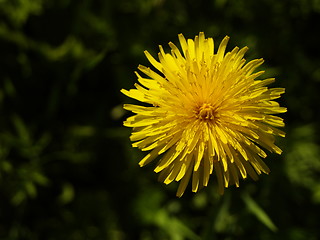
[0,0,320,239]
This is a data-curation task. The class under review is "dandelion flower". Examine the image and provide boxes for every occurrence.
[121,33,286,197]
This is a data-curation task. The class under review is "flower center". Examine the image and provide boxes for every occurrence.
[195,103,216,120]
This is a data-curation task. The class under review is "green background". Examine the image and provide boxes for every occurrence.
[0,0,320,239]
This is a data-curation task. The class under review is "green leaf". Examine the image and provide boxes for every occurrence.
[154,210,201,240]
[58,183,75,205]
[25,181,37,198]
[242,192,277,232]
[214,192,232,232]
[12,190,26,205]
[11,114,30,144]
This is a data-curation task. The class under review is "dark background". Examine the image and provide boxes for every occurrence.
[0,0,320,239]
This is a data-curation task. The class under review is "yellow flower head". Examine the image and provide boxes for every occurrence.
[121,32,286,197]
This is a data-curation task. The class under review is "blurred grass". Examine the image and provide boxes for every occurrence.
[0,0,320,239]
